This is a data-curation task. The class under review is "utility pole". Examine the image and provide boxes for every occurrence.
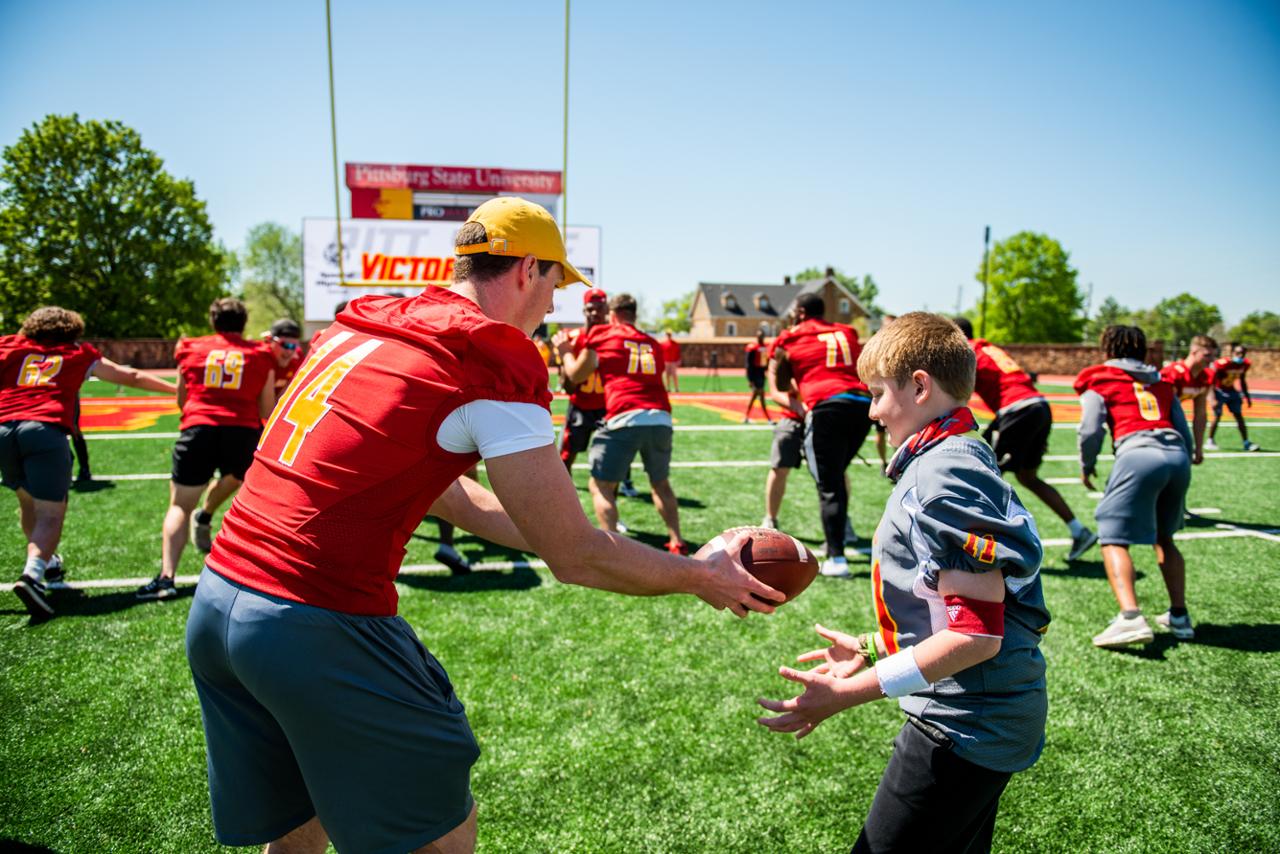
[980,226,991,338]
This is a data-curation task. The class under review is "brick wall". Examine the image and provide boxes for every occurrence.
[86,339,177,369]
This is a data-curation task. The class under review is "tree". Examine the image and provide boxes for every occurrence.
[658,291,693,332]
[1131,293,1222,348]
[1228,311,1280,347]
[971,231,1084,343]
[1082,296,1134,342]
[0,114,230,337]
[794,267,884,316]
[238,222,304,334]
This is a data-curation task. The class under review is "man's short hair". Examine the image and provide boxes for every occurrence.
[795,293,825,319]
[609,293,638,321]
[1099,325,1146,361]
[270,318,302,339]
[951,316,974,338]
[1229,341,1246,353]
[20,306,85,345]
[1190,334,1217,351]
[856,312,976,401]
[209,298,248,334]
[452,222,555,283]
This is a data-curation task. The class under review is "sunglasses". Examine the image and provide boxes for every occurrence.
[275,339,300,351]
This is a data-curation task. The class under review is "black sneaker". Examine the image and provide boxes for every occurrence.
[619,480,641,498]
[136,575,177,600]
[15,573,54,617]
[43,554,65,585]
[434,545,472,576]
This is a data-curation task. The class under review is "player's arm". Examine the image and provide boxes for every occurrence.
[485,443,782,616]
[90,358,178,395]
[767,352,802,414]
[1191,391,1207,464]
[257,370,277,421]
[560,346,598,385]
[1077,389,1107,490]
[428,475,532,552]
[1242,374,1251,407]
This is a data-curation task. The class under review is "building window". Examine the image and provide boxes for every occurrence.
[754,293,771,312]
[839,298,850,314]
[726,321,737,337]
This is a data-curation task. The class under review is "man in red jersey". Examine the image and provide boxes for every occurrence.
[558,288,609,470]
[1075,325,1194,648]
[136,298,276,600]
[265,318,304,396]
[768,293,872,577]
[659,329,682,392]
[954,317,1097,561]
[558,293,687,552]
[743,327,773,423]
[185,198,782,854]
[1206,342,1259,452]
[1,307,175,617]
[1160,334,1217,463]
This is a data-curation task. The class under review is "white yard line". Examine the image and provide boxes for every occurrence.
[1187,507,1222,515]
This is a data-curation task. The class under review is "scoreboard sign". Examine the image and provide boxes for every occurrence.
[303,218,601,325]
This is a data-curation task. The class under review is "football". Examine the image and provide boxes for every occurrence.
[695,526,819,604]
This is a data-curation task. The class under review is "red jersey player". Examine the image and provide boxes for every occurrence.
[557,288,609,470]
[1206,342,1259,452]
[184,198,781,854]
[743,327,773,423]
[265,318,304,395]
[954,317,1096,560]
[136,298,276,601]
[659,329,682,392]
[767,293,871,577]
[1075,325,1195,647]
[559,293,687,552]
[1160,334,1217,462]
[1,306,175,618]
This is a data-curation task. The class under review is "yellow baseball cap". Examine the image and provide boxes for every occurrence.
[455,197,590,288]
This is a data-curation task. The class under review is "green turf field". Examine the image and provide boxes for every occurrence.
[2,391,1278,852]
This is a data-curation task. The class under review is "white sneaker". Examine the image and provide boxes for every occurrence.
[1244,440,1261,452]
[819,557,850,578]
[1092,613,1154,648]
[1205,438,1219,451]
[1155,610,1195,640]
[616,520,629,534]
[844,519,857,545]
[1067,527,1098,561]
[760,516,778,530]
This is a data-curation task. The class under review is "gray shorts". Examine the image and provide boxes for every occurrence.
[0,420,72,501]
[1213,388,1243,417]
[589,423,672,483]
[186,568,479,853]
[769,418,804,469]
[1096,434,1191,546]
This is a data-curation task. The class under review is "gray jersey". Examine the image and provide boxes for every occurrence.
[872,435,1049,772]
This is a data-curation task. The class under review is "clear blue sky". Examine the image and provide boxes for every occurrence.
[2,0,1277,325]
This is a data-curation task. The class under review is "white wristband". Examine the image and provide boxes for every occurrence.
[875,647,930,698]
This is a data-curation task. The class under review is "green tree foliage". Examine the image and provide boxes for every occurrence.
[1228,311,1280,347]
[659,291,693,332]
[1083,296,1134,341]
[794,267,883,315]
[0,114,230,337]
[238,222,303,335]
[1130,292,1222,347]
[971,232,1085,343]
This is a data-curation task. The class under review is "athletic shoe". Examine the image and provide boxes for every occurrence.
[844,519,858,545]
[666,540,689,556]
[192,511,213,554]
[1092,613,1154,648]
[43,553,65,585]
[14,573,54,617]
[1067,527,1099,561]
[1244,440,1261,452]
[819,557,850,578]
[760,515,778,530]
[434,544,472,576]
[135,575,177,601]
[619,481,641,498]
[1155,610,1195,640]
[1204,438,1219,451]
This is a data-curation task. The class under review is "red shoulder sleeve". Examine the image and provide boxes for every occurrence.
[1073,365,1101,395]
[465,324,553,411]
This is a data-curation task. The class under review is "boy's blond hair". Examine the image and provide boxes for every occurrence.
[856,312,976,402]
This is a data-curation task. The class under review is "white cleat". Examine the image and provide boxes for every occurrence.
[820,557,850,578]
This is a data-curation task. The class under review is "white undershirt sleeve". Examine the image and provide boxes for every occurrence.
[436,400,555,459]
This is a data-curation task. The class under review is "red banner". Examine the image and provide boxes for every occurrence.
[345,162,562,195]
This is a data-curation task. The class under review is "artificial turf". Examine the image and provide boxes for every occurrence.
[1,388,1277,852]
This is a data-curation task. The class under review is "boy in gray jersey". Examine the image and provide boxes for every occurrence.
[757,313,1048,854]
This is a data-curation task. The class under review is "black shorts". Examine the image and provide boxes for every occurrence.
[0,420,72,501]
[746,368,766,391]
[172,425,262,486]
[984,400,1051,473]
[559,404,605,459]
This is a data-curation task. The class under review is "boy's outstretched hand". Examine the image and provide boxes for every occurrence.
[795,623,869,679]
[756,666,849,740]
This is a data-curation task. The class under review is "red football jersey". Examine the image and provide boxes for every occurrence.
[745,342,768,370]
[565,327,606,411]
[768,319,867,406]
[176,333,276,430]
[273,350,303,394]
[969,339,1042,413]
[1160,361,1211,401]
[577,322,670,419]
[0,336,101,430]
[1210,357,1250,391]
[208,289,553,616]
[1074,364,1177,441]
[659,337,682,363]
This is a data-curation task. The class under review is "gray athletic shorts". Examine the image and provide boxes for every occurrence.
[186,568,480,853]
[0,420,72,501]
[1096,434,1191,546]
[1213,388,1243,418]
[769,418,804,469]
[589,423,672,483]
